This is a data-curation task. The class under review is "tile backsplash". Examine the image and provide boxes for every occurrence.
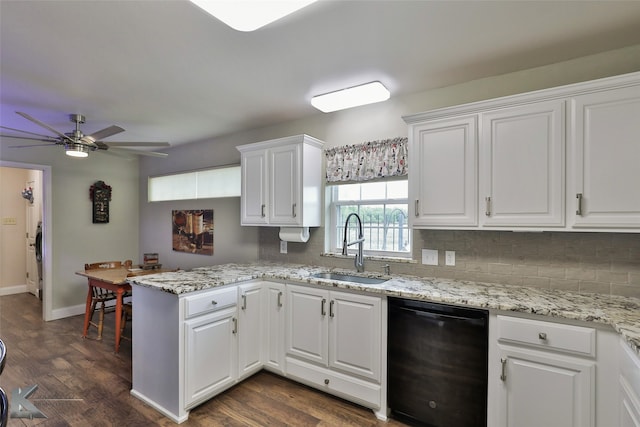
[259,227,640,298]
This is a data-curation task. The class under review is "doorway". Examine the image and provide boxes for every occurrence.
[0,162,51,320]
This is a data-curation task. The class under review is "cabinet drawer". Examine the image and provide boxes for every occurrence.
[497,315,595,357]
[286,357,381,409]
[184,287,237,318]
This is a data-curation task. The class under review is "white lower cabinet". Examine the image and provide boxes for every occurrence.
[263,281,286,374]
[237,282,263,380]
[184,305,238,407]
[285,284,386,418]
[620,338,640,427]
[488,314,619,427]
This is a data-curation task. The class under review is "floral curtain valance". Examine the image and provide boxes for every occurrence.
[325,137,408,183]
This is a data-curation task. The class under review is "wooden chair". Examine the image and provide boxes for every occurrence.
[84,260,132,340]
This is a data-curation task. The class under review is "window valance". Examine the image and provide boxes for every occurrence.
[325,137,408,183]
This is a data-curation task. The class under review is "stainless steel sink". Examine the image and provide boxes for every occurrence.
[311,272,388,285]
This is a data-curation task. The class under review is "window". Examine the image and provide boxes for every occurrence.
[329,180,410,257]
[148,165,240,202]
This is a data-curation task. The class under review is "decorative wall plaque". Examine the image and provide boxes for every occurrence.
[90,180,111,223]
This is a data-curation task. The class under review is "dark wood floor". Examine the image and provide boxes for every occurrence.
[0,293,408,426]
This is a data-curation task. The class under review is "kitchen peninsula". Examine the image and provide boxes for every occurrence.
[128,262,640,425]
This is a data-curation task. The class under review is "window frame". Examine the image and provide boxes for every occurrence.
[328,180,411,259]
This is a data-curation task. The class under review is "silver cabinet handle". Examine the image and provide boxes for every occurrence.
[538,332,547,341]
[232,317,237,334]
[321,298,326,316]
[211,300,218,305]
[415,200,419,217]
[485,196,492,217]
[292,203,297,218]
[261,204,266,218]
[576,193,583,216]
[500,358,507,381]
[277,291,283,308]
[241,294,247,310]
[329,300,335,318]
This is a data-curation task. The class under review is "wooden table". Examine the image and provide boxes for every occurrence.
[77,268,166,353]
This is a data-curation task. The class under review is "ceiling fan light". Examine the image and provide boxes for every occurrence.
[189,0,317,32]
[311,81,390,113]
[65,143,89,158]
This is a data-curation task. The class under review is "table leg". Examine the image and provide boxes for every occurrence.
[115,289,124,353]
[83,285,93,337]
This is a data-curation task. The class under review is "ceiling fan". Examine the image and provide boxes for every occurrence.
[0,111,169,158]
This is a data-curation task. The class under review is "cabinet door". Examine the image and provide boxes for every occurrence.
[572,85,640,228]
[264,282,286,374]
[328,291,381,382]
[497,346,594,427]
[238,283,263,380]
[409,116,477,227]
[481,100,564,227]
[184,307,237,407]
[269,143,301,225]
[286,284,328,365]
[240,149,268,225]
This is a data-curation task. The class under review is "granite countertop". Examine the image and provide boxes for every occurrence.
[128,261,640,356]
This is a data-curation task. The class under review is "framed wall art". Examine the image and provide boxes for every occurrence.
[172,209,214,255]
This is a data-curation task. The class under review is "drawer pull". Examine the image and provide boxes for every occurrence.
[329,300,335,318]
[261,204,266,218]
[277,291,283,308]
[485,196,492,217]
[321,298,326,316]
[241,294,247,310]
[232,317,237,334]
[211,300,218,305]
[292,203,297,218]
[576,193,583,216]
[538,332,547,341]
[324,379,330,385]
[415,200,419,217]
[500,358,507,382]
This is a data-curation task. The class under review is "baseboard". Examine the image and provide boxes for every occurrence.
[0,285,28,296]
[50,303,86,320]
[130,389,189,424]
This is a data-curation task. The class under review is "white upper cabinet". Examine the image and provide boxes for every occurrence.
[237,134,323,227]
[570,85,640,228]
[481,100,565,227]
[409,116,478,227]
[405,71,640,232]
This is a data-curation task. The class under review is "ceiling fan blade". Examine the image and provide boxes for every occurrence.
[16,111,73,142]
[84,125,125,142]
[8,143,59,148]
[0,133,58,143]
[0,125,57,139]
[102,141,170,147]
[110,147,168,158]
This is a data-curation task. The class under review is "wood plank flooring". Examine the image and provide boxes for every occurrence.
[0,293,409,426]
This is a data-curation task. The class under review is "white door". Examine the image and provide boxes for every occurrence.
[237,282,263,379]
[269,144,300,225]
[571,85,640,228]
[286,284,328,365]
[264,282,286,374]
[25,177,42,297]
[328,291,381,382]
[498,346,595,427]
[184,307,237,407]
[481,100,565,227]
[240,149,268,225]
[409,116,478,227]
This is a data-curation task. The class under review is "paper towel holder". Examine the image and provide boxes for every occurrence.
[279,227,310,243]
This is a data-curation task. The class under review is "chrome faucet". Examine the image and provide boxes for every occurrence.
[342,213,365,272]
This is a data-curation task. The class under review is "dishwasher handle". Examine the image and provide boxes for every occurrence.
[392,304,488,327]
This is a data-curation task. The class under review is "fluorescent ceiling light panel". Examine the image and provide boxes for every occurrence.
[311,81,391,113]
[190,0,317,32]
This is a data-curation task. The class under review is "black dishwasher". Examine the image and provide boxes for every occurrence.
[388,297,488,427]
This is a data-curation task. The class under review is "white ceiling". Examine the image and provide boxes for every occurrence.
[2,0,640,148]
